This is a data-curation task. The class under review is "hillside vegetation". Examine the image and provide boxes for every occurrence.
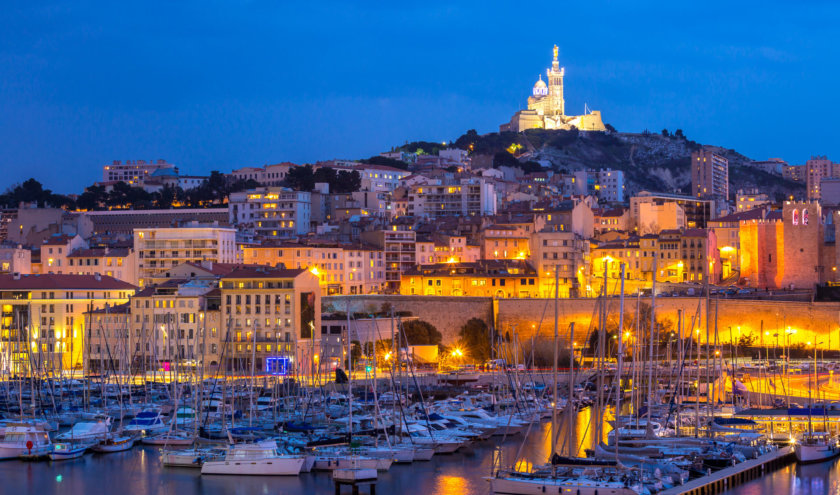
[452,128,805,201]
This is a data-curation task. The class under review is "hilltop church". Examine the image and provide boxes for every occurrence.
[500,46,606,133]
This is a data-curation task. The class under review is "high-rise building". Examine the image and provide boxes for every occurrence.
[805,156,840,201]
[691,149,729,200]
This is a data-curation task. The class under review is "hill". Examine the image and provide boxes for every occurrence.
[451,128,804,202]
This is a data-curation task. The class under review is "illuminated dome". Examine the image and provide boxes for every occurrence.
[533,75,548,96]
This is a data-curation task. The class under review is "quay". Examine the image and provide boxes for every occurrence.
[659,446,794,495]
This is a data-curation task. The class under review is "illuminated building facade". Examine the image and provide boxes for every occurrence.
[0,273,135,373]
[218,266,320,374]
[691,149,729,200]
[134,225,238,286]
[501,45,606,133]
[229,187,311,239]
[740,202,830,290]
[102,159,175,185]
[400,260,539,298]
[121,280,222,373]
[241,241,385,295]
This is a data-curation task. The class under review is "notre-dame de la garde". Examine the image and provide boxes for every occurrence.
[501,45,606,133]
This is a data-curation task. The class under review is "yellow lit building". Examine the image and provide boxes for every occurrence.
[400,260,539,298]
[241,241,385,295]
[480,225,531,260]
[218,266,320,374]
[0,273,135,374]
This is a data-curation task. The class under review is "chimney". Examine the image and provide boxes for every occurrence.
[12,272,21,281]
[201,260,213,271]
[94,273,101,281]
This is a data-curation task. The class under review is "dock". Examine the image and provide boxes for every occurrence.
[659,446,794,495]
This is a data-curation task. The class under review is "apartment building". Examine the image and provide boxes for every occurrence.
[0,273,135,373]
[736,189,770,212]
[229,163,295,186]
[218,266,320,374]
[360,227,416,292]
[241,241,386,295]
[123,280,222,372]
[134,225,237,286]
[406,179,496,219]
[480,225,530,260]
[415,234,478,264]
[229,187,311,239]
[63,248,137,285]
[805,156,840,201]
[102,159,175,185]
[400,260,539,298]
[530,229,590,297]
[691,149,729,200]
[0,242,31,274]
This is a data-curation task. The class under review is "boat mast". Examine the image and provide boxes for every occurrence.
[551,265,559,464]
[615,263,626,462]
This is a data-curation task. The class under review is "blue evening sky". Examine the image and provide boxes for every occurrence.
[1,1,838,192]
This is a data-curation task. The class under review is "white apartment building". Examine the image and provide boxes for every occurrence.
[229,187,311,239]
[134,225,237,286]
[406,179,496,219]
[102,159,175,185]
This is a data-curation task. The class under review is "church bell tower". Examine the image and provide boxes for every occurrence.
[547,45,565,117]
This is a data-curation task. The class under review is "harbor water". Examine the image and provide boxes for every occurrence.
[0,409,607,495]
[0,407,830,495]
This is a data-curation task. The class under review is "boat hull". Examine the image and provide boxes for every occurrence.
[201,457,304,475]
[795,443,840,464]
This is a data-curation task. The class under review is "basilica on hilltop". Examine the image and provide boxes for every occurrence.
[500,45,606,133]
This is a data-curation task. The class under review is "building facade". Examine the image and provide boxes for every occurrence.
[134,225,237,286]
[691,149,729,200]
[229,188,311,239]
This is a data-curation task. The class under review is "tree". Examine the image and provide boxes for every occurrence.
[359,155,409,170]
[76,184,108,210]
[458,318,491,363]
[674,129,686,140]
[493,151,520,169]
[661,129,670,138]
[399,320,442,346]
[285,165,316,191]
[0,178,74,209]
[334,170,361,193]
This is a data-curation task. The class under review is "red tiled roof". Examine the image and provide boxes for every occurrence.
[220,266,307,279]
[67,248,131,258]
[0,273,136,290]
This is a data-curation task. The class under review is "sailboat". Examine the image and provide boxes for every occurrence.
[486,265,647,495]
[794,340,840,463]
